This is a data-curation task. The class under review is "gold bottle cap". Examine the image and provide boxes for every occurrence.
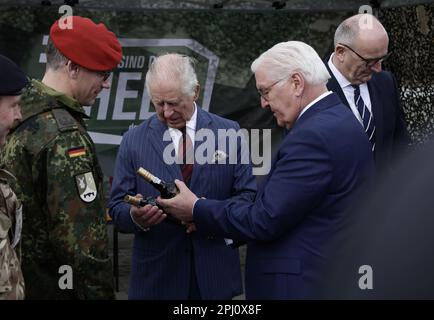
[124,195,141,207]
[137,167,161,184]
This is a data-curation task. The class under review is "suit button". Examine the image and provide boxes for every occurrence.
[206,236,214,240]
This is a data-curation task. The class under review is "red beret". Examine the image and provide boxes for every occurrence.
[50,16,122,71]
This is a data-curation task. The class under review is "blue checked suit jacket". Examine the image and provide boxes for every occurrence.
[109,106,256,299]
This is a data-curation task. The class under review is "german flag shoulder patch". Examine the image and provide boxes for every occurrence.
[68,146,87,158]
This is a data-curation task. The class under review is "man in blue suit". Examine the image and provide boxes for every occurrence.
[159,41,375,299]
[325,14,410,173]
[109,53,256,299]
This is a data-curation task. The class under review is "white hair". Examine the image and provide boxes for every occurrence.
[145,53,198,98]
[251,41,330,86]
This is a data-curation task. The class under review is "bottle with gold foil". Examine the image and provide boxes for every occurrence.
[124,194,183,226]
[137,167,179,199]
[124,194,150,207]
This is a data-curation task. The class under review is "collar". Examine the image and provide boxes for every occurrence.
[30,79,88,117]
[186,102,197,132]
[328,53,352,89]
[168,102,198,135]
[298,91,333,120]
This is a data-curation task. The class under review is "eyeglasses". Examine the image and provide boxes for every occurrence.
[95,70,111,81]
[82,65,111,81]
[69,60,112,81]
[257,77,288,101]
[338,43,391,68]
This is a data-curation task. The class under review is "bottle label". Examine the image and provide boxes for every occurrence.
[151,177,161,184]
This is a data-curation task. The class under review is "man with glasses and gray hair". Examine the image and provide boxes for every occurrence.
[0,16,122,299]
[158,41,375,299]
[326,13,410,174]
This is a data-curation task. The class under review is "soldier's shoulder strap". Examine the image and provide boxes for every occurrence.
[51,108,82,133]
[17,95,82,135]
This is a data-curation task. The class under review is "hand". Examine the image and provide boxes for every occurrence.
[157,180,198,222]
[131,193,166,229]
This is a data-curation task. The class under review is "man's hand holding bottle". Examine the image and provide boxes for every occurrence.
[125,168,199,232]
[127,194,167,231]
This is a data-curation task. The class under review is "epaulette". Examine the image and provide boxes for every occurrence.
[51,108,80,132]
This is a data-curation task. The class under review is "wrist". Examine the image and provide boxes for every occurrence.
[129,206,150,232]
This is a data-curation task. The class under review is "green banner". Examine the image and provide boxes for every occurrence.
[0,6,353,177]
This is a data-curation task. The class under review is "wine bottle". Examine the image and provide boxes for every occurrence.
[124,194,151,207]
[124,194,182,226]
[137,167,179,199]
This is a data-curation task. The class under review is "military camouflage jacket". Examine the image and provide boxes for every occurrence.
[0,169,24,300]
[0,79,114,299]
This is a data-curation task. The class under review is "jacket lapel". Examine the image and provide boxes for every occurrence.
[295,93,342,128]
[148,117,181,180]
[324,59,351,109]
[190,107,213,189]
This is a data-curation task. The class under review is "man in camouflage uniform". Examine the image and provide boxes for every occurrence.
[0,16,122,299]
[0,54,27,299]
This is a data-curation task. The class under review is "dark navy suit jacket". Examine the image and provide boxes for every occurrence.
[325,60,410,172]
[109,107,256,299]
[193,93,375,299]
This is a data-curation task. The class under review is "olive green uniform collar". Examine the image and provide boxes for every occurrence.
[24,79,90,119]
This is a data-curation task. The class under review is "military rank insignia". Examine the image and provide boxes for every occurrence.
[68,146,86,158]
[75,172,97,203]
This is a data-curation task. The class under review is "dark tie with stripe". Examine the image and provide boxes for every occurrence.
[179,128,200,298]
[179,127,193,187]
[352,85,376,152]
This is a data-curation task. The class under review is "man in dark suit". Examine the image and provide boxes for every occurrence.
[325,14,410,173]
[159,41,375,299]
[109,53,256,299]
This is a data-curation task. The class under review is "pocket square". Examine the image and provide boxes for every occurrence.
[213,150,228,163]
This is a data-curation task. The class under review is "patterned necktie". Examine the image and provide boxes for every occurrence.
[352,85,376,152]
[178,127,193,187]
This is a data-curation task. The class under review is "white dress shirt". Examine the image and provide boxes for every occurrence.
[328,54,372,126]
[167,103,233,245]
[168,102,197,155]
[298,91,333,121]
[130,105,198,232]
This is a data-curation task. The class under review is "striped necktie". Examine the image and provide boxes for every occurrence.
[352,84,376,152]
[178,127,193,187]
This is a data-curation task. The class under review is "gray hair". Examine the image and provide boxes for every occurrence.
[251,41,330,86]
[334,14,385,47]
[145,53,199,98]
[45,37,68,71]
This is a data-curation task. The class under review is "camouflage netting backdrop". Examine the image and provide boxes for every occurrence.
[0,2,433,176]
[380,4,433,144]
